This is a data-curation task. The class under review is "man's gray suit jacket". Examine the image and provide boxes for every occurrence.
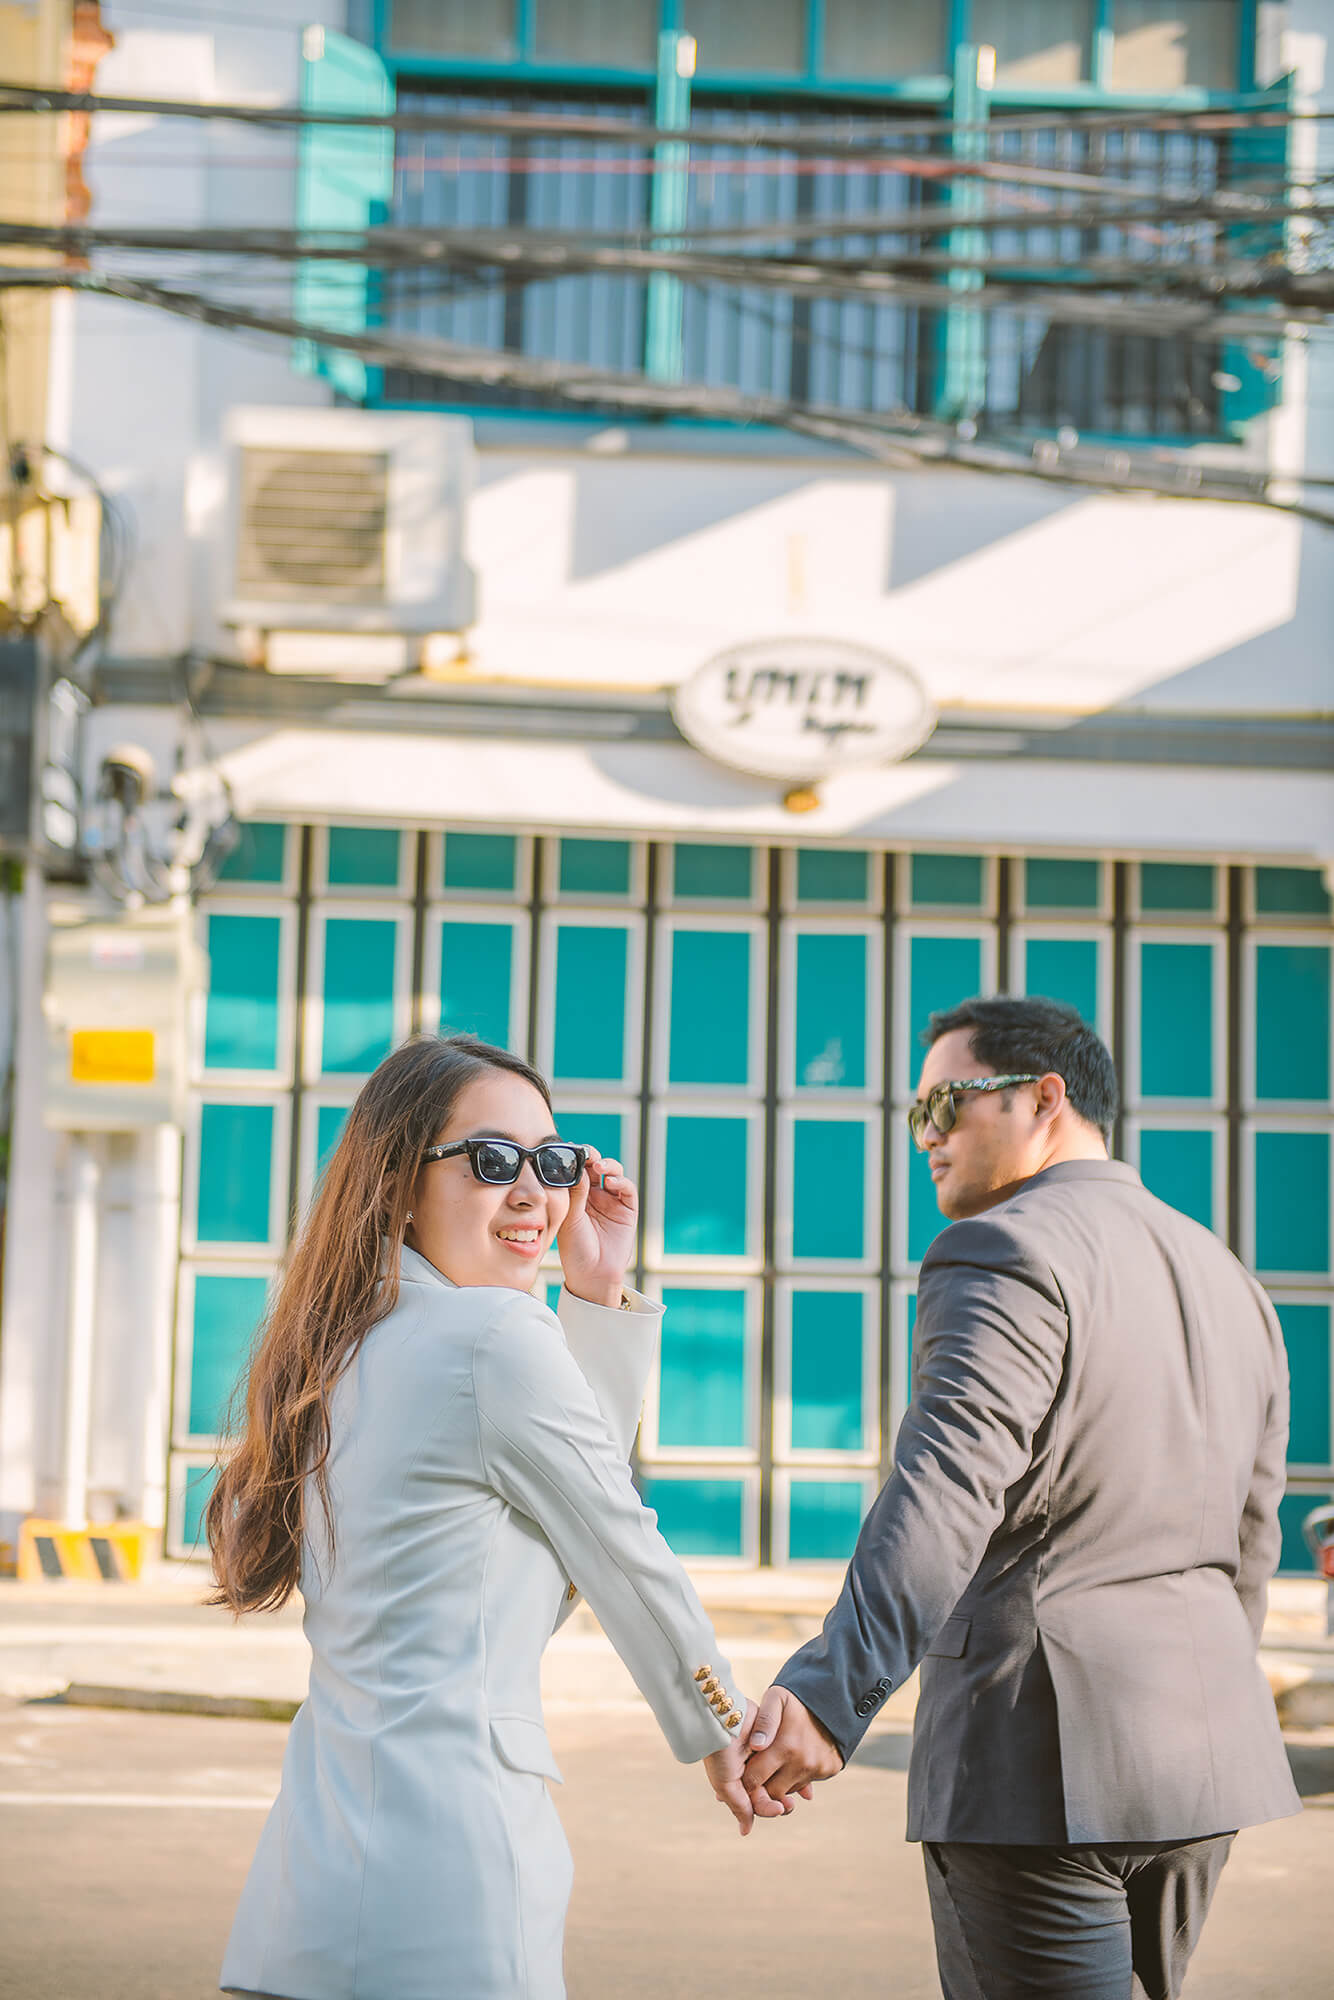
[776,1159,1301,1844]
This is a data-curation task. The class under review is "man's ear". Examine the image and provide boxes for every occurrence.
[1035,1071,1067,1126]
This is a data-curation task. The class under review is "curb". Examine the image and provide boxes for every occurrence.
[54,1683,299,1723]
[1264,1654,1334,1730]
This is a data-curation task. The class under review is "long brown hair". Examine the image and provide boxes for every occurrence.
[206,1034,553,1614]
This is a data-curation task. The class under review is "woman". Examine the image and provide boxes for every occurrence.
[209,1034,767,2000]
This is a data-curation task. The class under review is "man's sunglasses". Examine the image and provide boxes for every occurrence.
[421,1138,590,1189]
[907,1075,1041,1151]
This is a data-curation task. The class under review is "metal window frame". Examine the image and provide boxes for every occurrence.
[429,828,535,903]
[194,901,300,1088]
[1243,930,1334,1114]
[770,1467,879,1567]
[1011,922,1115,1040]
[313,820,419,899]
[181,1091,293,1260]
[779,916,885,1100]
[536,908,648,1093]
[421,902,533,1054]
[651,912,769,1100]
[644,1098,766,1272]
[639,1272,764,1463]
[171,1258,277,1454]
[302,901,416,1086]
[891,920,1000,1100]
[1123,1112,1227,1237]
[772,1275,881,1466]
[1124,925,1228,1113]
[775,1104,883,1274]
[1244,1118,1334,1286]
[632,1463,762,1566]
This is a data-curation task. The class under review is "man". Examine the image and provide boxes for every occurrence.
[742,995,1299,1999]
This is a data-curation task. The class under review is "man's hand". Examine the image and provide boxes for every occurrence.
[703,1701,793,1836]
[743,1686,844,1807]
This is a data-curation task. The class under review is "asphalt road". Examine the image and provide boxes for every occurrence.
[0,1695,1330,2000]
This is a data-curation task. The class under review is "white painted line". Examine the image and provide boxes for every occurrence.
[0,1791,276,1810]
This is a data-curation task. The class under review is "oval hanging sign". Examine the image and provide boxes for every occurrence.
[672,636,935,782]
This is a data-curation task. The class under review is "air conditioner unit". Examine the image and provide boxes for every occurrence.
[221,408,476,669]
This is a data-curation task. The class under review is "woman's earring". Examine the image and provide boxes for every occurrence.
[405,1211,413,1224]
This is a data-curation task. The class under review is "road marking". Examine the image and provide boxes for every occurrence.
[0,1790,276,1809]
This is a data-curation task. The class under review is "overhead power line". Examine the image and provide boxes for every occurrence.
[2,262,1330,528]
[1,221,1320,340]
[0,77,1327,161]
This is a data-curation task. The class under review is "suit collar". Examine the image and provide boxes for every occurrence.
[398,1243,458,1290]
[1024,1158,1140,1189]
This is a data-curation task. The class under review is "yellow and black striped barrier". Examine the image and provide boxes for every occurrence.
[16,1519,155,1582]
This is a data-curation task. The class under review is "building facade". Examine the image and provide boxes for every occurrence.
[0,0,1330,1575]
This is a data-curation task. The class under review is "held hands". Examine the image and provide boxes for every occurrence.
[556,1150,638,1308]
[703,1690,837,1836]
[739,1687,843,1824]
[704,1701,795,1837]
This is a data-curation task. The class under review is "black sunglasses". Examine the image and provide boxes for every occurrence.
[907,1075,1041,1151]
[421,1137,590,1189]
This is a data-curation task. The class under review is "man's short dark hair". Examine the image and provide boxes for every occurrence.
[924,994,1120,1139]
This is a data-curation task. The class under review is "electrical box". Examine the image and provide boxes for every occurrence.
[43,897,206,1130]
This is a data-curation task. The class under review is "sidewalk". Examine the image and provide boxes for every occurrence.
[0,1566,1329,1727]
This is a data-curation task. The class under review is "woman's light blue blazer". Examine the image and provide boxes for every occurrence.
[220,1247,743,2000]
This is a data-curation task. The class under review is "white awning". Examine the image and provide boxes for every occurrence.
[199,723,1333,864]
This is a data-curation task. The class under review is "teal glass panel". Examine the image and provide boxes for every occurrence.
[669,930,751,1086]
[439,920,514,1049]
[215,821,286,885]
[552,926,629,1080]
[673,844,753,901]
[1024,859,1101,910]
[1278,1303,1332,1465]
[1255,1132,1331,1274]
[1140,863,1216,914]
[910,853,984,907]
[326,825,401,888]
[545,1280,564,1314]
[906,1290,917,1372]
[788,1480,865,1562]
[908,934,983,1059]
[1139,943,1214,1100]
[639,1476,745,1558]
[321,918,398,1074]
[559,838,631,897]
[1256,945,1331,1102]
[179,1462,219,1552]
[792,1120,868,1261]
[1139,1129,1214,1231]
[1256,867,1332,918]
[204,914,282,1072]
[1278,1490,1332,1574]
[664,1115,749,1257]
[790,1290,865,1451]
[315,1103,349,1180]
[658,1287,748,1448]
[197,1103,274,1244]
[188,1271,269,1437]
[795,932,867,1089]
[554,1108,623,1163]
[442,831,518,895]
[1024,938,1100,1027]
[907,1137,945,1263]
[797,849,869,903]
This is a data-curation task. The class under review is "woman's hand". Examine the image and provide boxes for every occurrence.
[704,1700,794,1836]
[556,1150,638,1307]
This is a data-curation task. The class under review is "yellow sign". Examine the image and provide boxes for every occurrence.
[70,1029,156,1085]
